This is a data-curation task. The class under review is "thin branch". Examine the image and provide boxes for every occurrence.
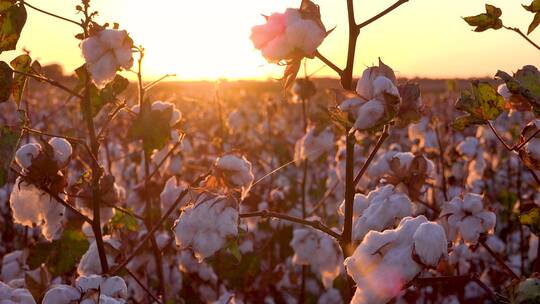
[515,127,540,151]
[480,239,520,280]
[356,0,409,30]
[124,268,163,304]
[14,70,83,99]
[528,168,540,187]
[504,26,540,52]
[314,50,343,76]
[353,125,390,187]
[143,74,176,91]
[97,102,126,140]
[22,1,83,27]
[487,121,513,151]
[109,172,209,275]
[146,135,185,181]
[308,181,338,217]
[239,210,341,240]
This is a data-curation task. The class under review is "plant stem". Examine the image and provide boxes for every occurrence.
[504,26,540,52]
[353,125,389,187]
[239,210,341,240]
[14,70,83,99]
[125,267,163,304]
[356,0,409,30]
[22,1,83,27]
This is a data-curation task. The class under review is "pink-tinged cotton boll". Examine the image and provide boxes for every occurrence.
[413,222,448,267]
[250,13,287,49]
[215,154,255,199]
[285,18,325,55]
[353,99,385,131]
[14,143,41,170]
[81,29,133,87]
[42,285,80,304]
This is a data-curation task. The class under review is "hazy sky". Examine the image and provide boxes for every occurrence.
[1,0,539,81]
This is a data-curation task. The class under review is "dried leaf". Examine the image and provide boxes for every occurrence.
[463,4,503,32]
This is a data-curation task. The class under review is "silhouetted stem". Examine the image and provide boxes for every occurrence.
[22,1,82,27]
[314,50,343,76]
[357,0,409,29]
[504,26,540,52]
[480,239,520,280]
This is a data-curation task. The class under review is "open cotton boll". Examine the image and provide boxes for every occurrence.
[173,195,238,260]
[160,177,188,214]
[356,67,378,100]
[338,193,368,220]
[526,138,540,161]
[285,18,325,55]
[75,275,127,301]
[14,143,41,170]
[290,228,343,289]
[296,127,335,162]
[42,285,81,304]
[372,76,399,98]
[0,281,36,304]
[352,185,413,241]
[152,101,182,126]
[10,178,66,241]
[353,99,385,131]
[440,193,496,244]
[413,222,448,266]
[367,150,399,179]
[77,236,120,276]
[215,155,255,199]
[318,288,343,304]
[87,52,117,88]
[457,137,480,159]
[497,84,511,100]
[0,251,26,282]
[48,138,72,168]
[448,243,472,274]
[81,37,106,63]
[346,216,436,304]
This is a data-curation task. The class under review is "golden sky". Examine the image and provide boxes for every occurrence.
[1,0,540,81]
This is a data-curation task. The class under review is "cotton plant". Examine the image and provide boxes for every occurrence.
[0,251,27,283]
[212,154,255,199]
[352,184,413,241]
[42,275,128,304]
[337,59,401,131]
[160,176,190,214]
[290,227,343,288]
[456,136,486,193]
[295,126,335,162]
[81,29,134,87]
[75,174,124,225]
[77,236,121,276]
[10,138,72,241]
[345,215,447,304]
[440,193,496,244]
[173,194,239,261]
[408,117,438,153]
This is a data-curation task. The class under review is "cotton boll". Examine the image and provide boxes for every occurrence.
[356,68,377,100]
[215,155,255,198]
[15,143,41,170]
[462,193,483,214]
[87,52,117,87]
[372,76,399,98]
[160,177,188,214]
[0,281,36,304]
[98,29,127,49]
[318,288,343,304]
[42,285,81,304]
[1,251,26,282]
[100,276,128,298]
[526,138,540,161]
[77,237,120,276]
[296,127,335,162]
[285,19,324,55]
[338,193,368,219]
[497,84,511,100]
[48,137,72,167]
[250,13,286,49]
[457,137,479,159]
[261,35,293,62]
[413,222,447,266]
[113,43,133,68]
[81,37,106,63]
[353,99,385,131]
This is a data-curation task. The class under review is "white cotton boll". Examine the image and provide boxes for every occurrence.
[261,35,293,62]
[98,29,127,49]
[285,19,324,55]
[48,138,72,167]
[250,13,286,49]
[160,177,188,213]
[1,251,26,282]
[356,68,377,99]
[15,143,41,169]
[318,288,343,304]
[372,76,399,98]
[458,216,483,243]
[215,155,255,198]
[42,285,80,304]
[81,37,106,63]
[368,150,398,179]
[352,185,413,241]
[41,194,66,241]
[462,193,483,214]
[113,45,132,69]
[297,127,335,162]
[100,276,128,298]
[413,222,447,266]
[338,98,364,113]
[457,137,479,159]
[77,237,120,276]
[526,138,540,161]
[353,99,385,131]
[497,84,511,100]
[87,52,117,88]
[449,243,472,274]
[338,193,368,219]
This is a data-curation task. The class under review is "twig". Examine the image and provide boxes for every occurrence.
[353,125,390,187]
[504,26,540,52]
[14,70,83,99]
[314,50,343,76]
[487,121,513,151]
[22,1,83,27]
[480,239,520,280]
[143,74,176,91]
[240,210,341,240]
[356,0,409,29]
[146,135,185,181]
[515,127,540,151]
[97,102,126,140]
[124,268,163,304]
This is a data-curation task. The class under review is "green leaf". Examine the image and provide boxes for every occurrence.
[0,2,26,53]
[27,229,89,276]
[520,207,540,235]
[497,66,540,113]
[109,210,138,232]
[0,125,20,186]
[225,239,242,263]
[127,103,174,155]
[10,54,31,106]
[0,61,13,102]
[75,65,128,116]
[452,81,505,130]
[463,4,503,32]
